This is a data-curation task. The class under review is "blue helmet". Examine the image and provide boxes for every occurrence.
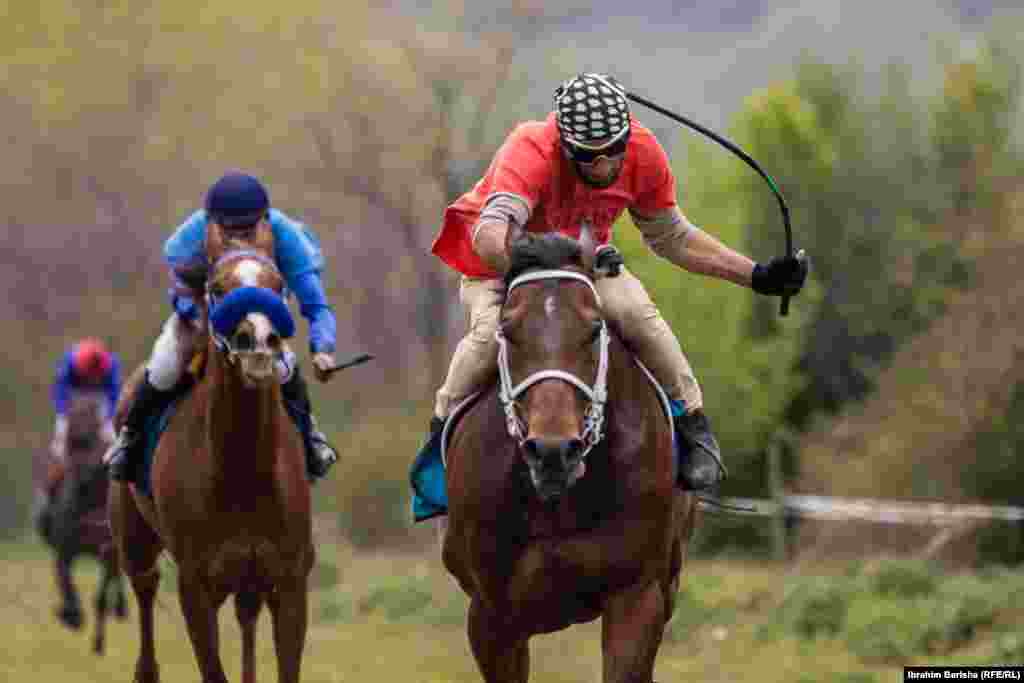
[205,172,270,228]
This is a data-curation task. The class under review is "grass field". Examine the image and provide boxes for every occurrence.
[2,531,1021,682]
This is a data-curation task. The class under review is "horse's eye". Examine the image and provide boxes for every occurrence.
[234,330,255,351]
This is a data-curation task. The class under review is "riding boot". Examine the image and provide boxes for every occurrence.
[105,372,177,483]
[674,408,727,492]
[281,369,338,479]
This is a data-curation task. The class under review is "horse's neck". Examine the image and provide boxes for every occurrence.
[205,356,285,480]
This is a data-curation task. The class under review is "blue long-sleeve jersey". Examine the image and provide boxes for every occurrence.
[51,350,122,418]
[164,209,337,353]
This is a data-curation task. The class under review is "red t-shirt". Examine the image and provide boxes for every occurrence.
[431,112,678,278]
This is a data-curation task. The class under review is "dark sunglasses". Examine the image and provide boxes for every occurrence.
[562,130,630,164]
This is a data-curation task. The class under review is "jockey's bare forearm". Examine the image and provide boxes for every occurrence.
[470,193,531,275]
[471,220,510,274]
[632,207,754,287]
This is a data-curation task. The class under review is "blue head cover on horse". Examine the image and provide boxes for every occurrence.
[209,286,296,339]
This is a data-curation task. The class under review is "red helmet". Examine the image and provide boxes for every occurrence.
[72,338,112,384]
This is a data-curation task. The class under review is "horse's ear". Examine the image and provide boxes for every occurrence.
[207,220,226,262]
[578,219,597,271]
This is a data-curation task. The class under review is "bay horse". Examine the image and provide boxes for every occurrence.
[441,222,698,683]
[109,221,314,683]
[40,392,127,654]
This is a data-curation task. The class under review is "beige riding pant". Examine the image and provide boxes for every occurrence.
[433,269,703,418]
[147,314,203,391]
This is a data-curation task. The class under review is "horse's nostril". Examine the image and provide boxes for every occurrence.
[524,438,586,471]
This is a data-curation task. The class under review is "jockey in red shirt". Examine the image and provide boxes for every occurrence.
[423,73,807,492]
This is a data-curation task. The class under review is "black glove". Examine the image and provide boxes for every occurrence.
[594,244,624,277]
[751,250,808,297]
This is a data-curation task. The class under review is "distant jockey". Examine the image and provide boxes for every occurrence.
[50,337,121,463]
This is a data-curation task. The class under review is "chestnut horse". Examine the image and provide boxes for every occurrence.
[40,393,127,654]
[109,222,314,683]
[441,223,698,683]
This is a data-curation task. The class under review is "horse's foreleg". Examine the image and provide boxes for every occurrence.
[127,568,161,683]
[93,563,113,655]
[601,580,666,683]
[100,541,129,620]
[235,591,263,683]
[267,576,309,683]
[113,574,129,619]
[467,599,529,683]
[177,574,229,683]
[54,549,83,630]
[109,482,163,683]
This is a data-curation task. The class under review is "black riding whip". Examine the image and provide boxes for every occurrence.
[321,352,375,378]
[626,91,798,316]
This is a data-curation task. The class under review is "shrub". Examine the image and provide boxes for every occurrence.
[845,580,999,662]
[790,578,854,639]
[316,589,357,624]
[418,591,469,627]
[993,631,1024,663]
[845,598,933,661]
[868,559,938,598]
[309,558,340,591]
[359,576,434,620]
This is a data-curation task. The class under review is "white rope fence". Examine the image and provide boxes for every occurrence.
[712,494,1024,525]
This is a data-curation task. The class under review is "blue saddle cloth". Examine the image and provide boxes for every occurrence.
[409,396,687,524]
[410,428,447,522]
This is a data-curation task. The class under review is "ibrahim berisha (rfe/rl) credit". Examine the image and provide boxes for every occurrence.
[905,667,1023,681]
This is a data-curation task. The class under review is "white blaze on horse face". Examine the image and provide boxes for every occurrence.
[544,295,557,318]
[238,313,277,386]
[233,260,264,288]
[246,313,276,349]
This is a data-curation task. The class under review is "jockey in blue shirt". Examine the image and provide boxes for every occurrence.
[104,172,341,483]
[50,338,121,463]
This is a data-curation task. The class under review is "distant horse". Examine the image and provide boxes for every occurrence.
[40,392,127,654]
[109,221,314,683]
[441,222,698,683]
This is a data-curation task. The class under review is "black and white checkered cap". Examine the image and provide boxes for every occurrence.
[554,73,630,146]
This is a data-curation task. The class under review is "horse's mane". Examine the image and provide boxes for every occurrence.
[505,233,584,285]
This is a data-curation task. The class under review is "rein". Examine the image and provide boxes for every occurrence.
[496,269,611,461]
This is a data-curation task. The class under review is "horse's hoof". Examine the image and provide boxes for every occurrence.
[133,663,160,683]
[56,605,83,630]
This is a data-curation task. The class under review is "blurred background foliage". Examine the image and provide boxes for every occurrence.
[2,1,1024,566]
